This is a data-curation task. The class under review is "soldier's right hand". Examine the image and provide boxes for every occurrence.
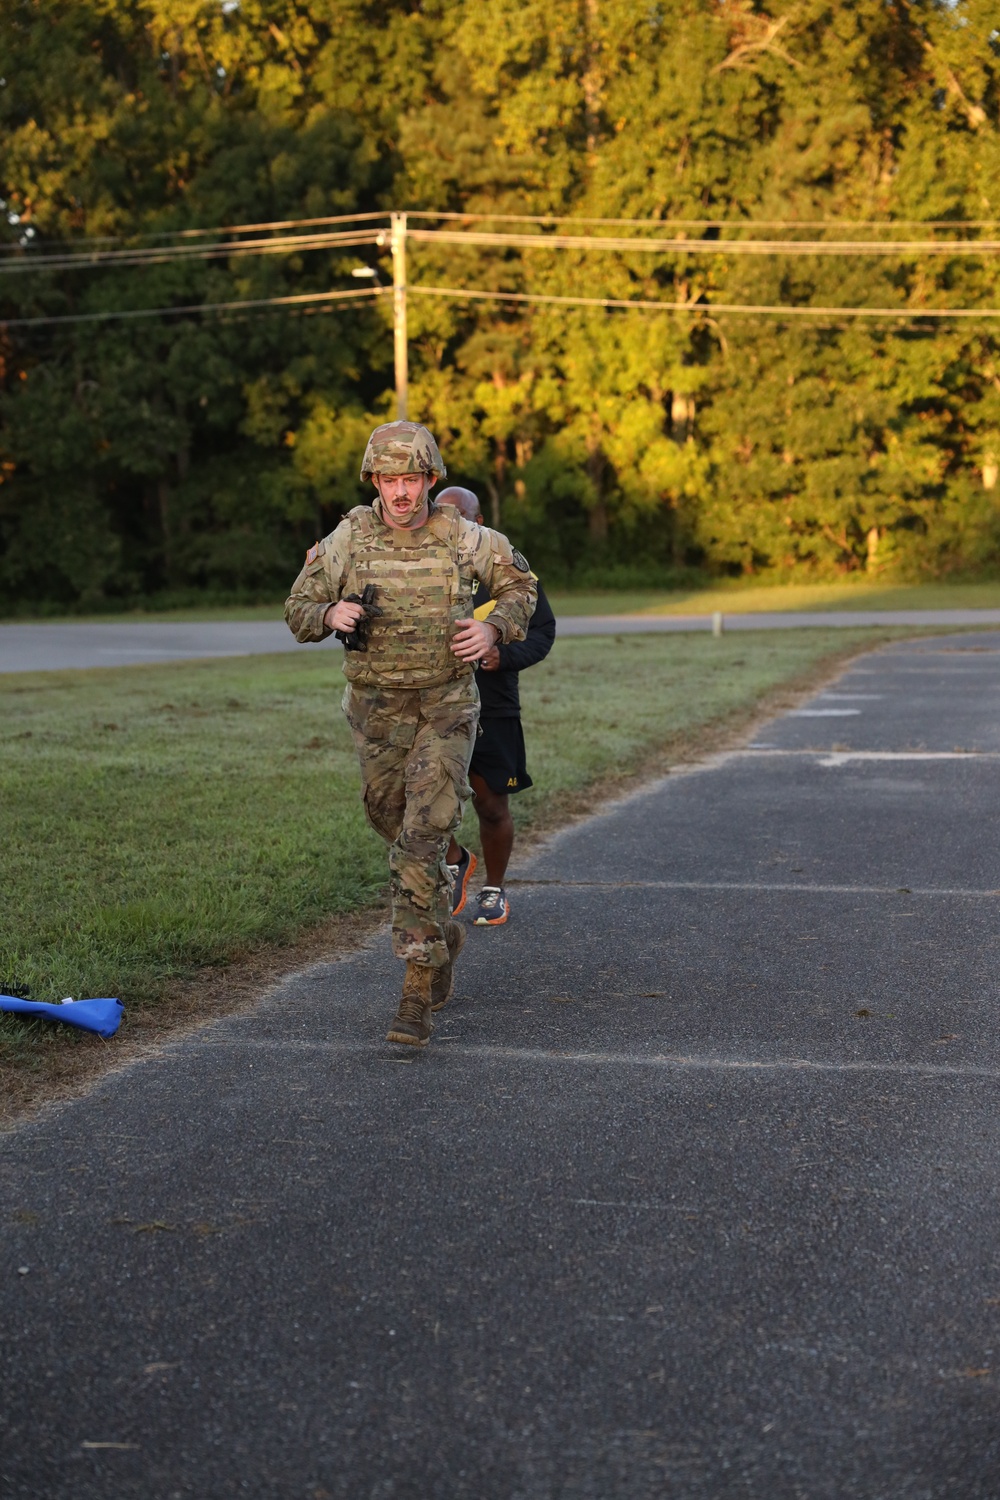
[324,599,366,633]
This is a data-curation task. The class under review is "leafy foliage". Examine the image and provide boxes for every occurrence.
[2,0,1000,605]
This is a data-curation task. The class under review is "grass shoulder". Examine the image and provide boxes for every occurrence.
[548,578,1000,617]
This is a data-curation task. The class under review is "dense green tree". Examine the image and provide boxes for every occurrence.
[0,0,408,603]
[2,0,1000,606]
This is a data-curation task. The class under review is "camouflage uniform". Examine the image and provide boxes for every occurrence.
[284,430,536,968]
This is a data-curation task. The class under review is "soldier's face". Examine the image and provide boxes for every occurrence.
[374,471,431,528]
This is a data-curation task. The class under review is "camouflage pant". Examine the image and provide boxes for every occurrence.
[343,680,479,966]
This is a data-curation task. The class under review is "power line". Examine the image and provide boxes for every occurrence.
[408,209,1000,231]
[7,278,999,331]
[115,209,389,239]
[5,210,1000,271]
[0,211,391,254]
[0,228,384,275]
[7,208,997,255]
[0,284,386,330]
[5,219,997,284]
[408,227,1000,257]
[5,216,1000,282]
[409,284,1000,320]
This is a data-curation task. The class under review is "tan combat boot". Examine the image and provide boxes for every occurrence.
[430,920,466,1013]
[386,961,434,1047]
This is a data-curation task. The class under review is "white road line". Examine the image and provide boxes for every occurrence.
[215,1036,1000,1082]
[817,750,996,767]
[452,1048,1000,1081]
[738,749,999,762]
[506,880,1000,896]
[788,708,862,717]
[867,664,1000,672]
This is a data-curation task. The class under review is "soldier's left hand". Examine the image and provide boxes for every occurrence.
[451,618,499,662]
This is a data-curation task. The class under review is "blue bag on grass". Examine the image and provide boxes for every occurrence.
[0,995,123,1039]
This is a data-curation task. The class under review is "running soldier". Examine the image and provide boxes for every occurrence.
[437,487,556,926]
[284,422,536,1047]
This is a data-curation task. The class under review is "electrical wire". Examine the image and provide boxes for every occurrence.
[0,211,391,253]
[0,228,384,274]
[409,285,1000,320]
[6,208,998,255]
[5,218,1000,280]
[4,223,994,283]
[7,279,998,330]
[407,227,1000,257]
[114,209,389,238]
[0,284,387,330]
[407,210,1000,231]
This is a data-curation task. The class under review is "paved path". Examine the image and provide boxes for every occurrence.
[4,634,1000,1497]
[7,608,1000,671]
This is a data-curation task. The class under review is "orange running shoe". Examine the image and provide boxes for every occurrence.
[472,886,509,926]
[448,846,477,915]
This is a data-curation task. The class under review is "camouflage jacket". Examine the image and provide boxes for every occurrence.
[283,500,537,689]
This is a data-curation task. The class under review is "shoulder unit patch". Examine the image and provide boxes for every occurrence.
[511,548,530,573]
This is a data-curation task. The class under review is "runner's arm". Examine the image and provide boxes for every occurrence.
[494,582,556,672]
[470,528,537,645]
[283,521,352,642]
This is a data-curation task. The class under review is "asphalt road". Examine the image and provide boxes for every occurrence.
[3,633,1000,1497]
[7,608,1000,671]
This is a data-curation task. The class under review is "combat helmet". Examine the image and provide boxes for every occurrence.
[360,421,447,482]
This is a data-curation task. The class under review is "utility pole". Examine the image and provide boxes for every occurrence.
[390,212,408,420]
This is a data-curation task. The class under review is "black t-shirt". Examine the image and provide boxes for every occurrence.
[475,579,556,717]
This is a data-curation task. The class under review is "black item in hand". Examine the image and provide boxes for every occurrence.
[336,583,383,651]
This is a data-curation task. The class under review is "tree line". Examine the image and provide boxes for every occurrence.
[2,0,1000,610]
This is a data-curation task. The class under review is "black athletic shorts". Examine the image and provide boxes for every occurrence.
[470,716,533,796]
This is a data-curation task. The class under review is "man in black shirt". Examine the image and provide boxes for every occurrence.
[437,487,556,927]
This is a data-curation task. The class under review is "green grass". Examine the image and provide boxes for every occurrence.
[548,579,1000,616]
[0,655,384,1009]
[1,627,918,1044]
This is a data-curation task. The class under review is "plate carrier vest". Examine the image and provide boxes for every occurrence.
[340,504,476,689]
